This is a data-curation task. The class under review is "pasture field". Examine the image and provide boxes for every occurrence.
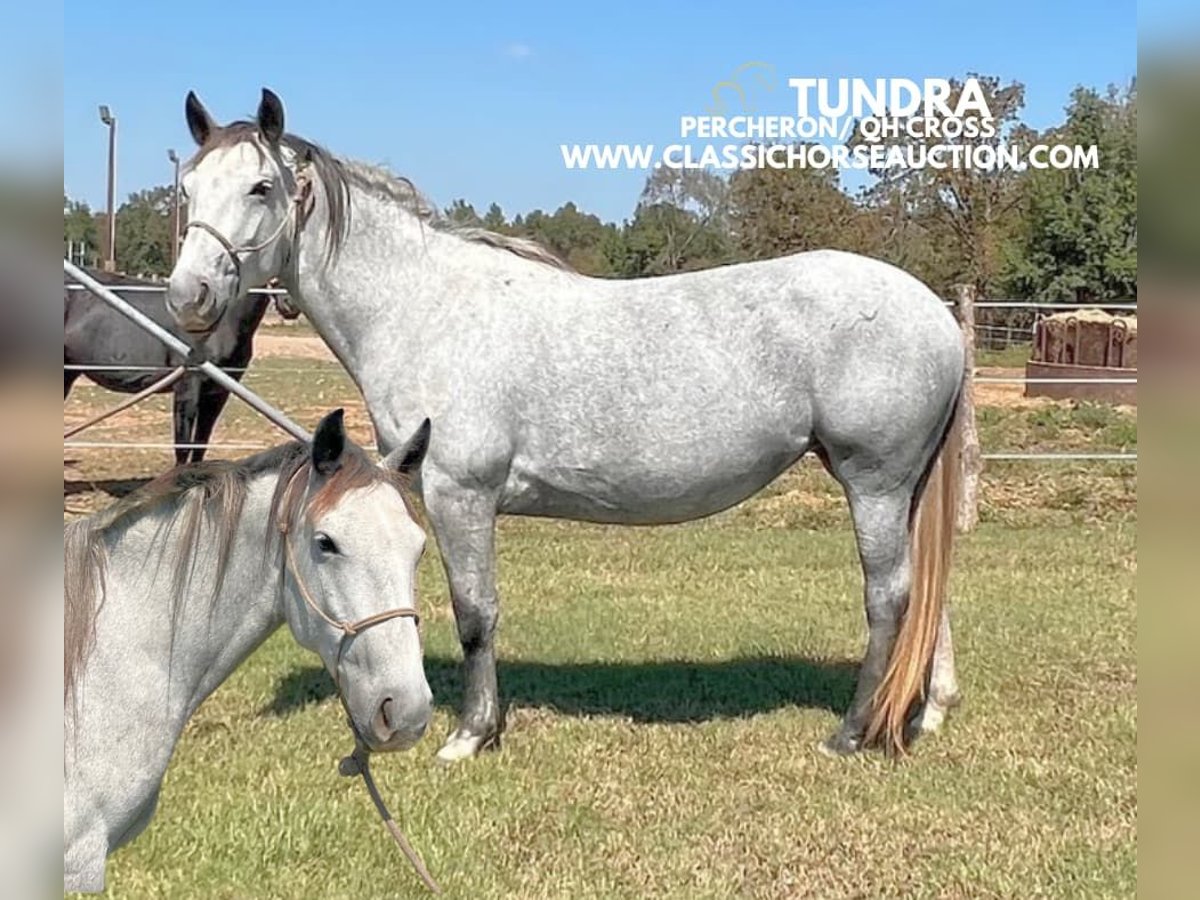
[64,349,1136,899]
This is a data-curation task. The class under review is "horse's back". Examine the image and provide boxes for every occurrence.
[478,250,961,521]
[64,285,179,391]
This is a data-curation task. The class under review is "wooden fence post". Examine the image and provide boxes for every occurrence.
[954,283,982,533]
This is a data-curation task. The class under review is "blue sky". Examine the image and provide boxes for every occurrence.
[64,0,1134,224]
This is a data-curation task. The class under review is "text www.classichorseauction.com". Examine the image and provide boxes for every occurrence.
[561,76,1100,171]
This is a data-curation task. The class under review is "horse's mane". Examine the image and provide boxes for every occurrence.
[188,121,573,272]
[64,439,410,709]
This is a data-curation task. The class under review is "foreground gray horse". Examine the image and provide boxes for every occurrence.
[64,410,432,890]
[165,89,965,763]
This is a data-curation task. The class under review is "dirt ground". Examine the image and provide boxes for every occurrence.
[254,332,335,362]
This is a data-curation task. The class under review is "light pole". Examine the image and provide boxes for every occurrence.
[98,105,117,272]
[167,148,181,266]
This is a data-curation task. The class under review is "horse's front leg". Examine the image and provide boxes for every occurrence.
[424,476,503,762]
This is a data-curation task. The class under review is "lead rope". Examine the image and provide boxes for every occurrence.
[278,469,442,894]
[338,743,443,894]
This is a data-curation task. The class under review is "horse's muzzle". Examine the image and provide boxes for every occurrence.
[167,279,221,335]
[366,688,433,752]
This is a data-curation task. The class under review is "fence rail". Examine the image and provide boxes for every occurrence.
[62,260,310,442]
[66,283,289,296]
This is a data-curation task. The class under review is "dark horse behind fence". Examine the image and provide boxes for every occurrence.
[64,267,298,464]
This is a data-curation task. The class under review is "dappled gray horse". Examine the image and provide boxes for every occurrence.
[165,89,965,763]
[64,410,432,890]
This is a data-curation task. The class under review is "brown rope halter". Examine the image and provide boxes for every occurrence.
[277,466,442,893]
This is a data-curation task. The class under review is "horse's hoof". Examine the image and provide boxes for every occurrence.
[915,692,962,734]
[435,730,497,764]
[818,732,862,757]
[915,703,947,734]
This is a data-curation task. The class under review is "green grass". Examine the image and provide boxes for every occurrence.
[976,344,1032,368]
[67,359,1137,898]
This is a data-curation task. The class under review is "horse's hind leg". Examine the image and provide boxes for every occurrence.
[823,488,914,756]
[915,608,961,734]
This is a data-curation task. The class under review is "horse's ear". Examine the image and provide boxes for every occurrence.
[257,88,285,146]
[311,409,346,476]
[185,91,215,146]
[384,419,431,476]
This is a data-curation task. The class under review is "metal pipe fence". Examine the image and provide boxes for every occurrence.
[63,260,310,442]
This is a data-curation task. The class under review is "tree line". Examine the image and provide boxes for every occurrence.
[64,78,1135,307]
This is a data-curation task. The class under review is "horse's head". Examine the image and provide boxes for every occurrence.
[272,289,302,321]
[167,89,300,335]
[280,409,434,752]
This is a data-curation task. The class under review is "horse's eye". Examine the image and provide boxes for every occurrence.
[314,532,339,555]
[249,180,272,197]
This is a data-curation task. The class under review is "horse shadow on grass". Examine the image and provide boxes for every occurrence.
[265,654,858,723]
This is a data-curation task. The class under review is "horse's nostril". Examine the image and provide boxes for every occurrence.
[370,693,430,748]
[380,697,395,731]
[196,281,210,306]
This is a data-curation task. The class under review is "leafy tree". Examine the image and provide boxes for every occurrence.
[1003,83,1137,301]
[853,75,1029,295]
[854,185,960,294]
[510,203,624,276]
[482,202,508,231]
[728,149,866,260]
[628,168,732,273]
[64,195,101,265]
[445,199,482,227]
[115,186,175,277]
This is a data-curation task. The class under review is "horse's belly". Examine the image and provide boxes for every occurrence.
[500,435,811,524]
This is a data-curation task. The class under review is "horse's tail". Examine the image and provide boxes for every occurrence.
[865,377,963,754]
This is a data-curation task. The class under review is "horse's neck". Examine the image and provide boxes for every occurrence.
[287,182,519,386]
[104,476,285,729]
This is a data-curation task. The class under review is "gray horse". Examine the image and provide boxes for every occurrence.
[64,409,433,890]
[165,89,965,762]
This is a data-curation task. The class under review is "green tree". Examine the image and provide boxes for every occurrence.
[728,149,866,260]
[628,168,732,273]
[64,195,101,266]
[1003,83,1137,302]
[482,202,508,231]
[854,185,960,295]
[853,75,1029,296]
[445,199,482,227]
[511,203,624,276]
[114,186,174,277]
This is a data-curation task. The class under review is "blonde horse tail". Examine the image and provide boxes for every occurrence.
[864,383,963,754]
